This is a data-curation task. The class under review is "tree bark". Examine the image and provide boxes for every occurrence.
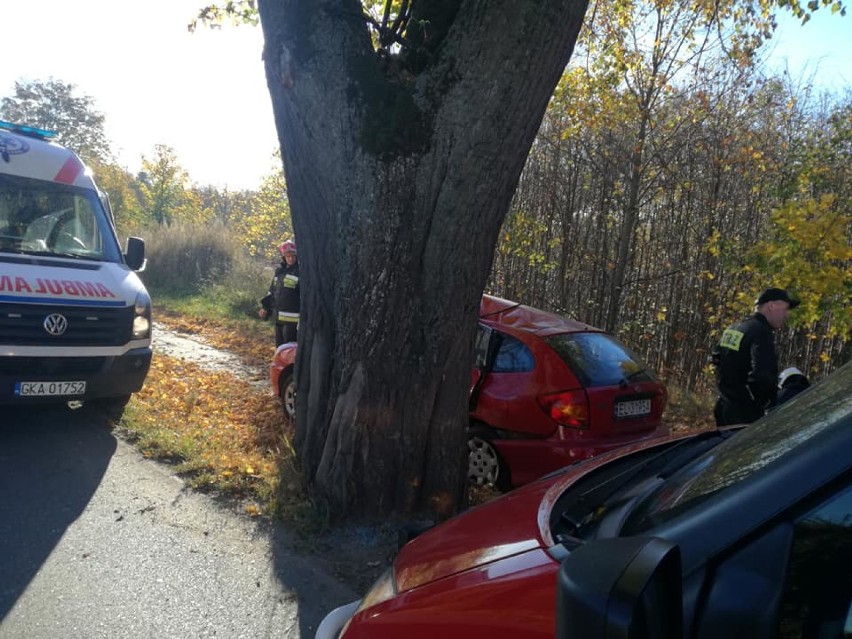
[257,0,588,519]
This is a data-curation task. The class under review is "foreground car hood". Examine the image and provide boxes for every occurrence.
[393,427,702,594]
[394,482,554,593]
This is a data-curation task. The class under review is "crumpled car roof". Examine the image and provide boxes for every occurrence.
[479,294,601,337]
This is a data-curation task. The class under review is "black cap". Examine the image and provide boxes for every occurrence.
[756,288,800,309]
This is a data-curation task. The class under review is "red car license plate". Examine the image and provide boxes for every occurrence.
[615,398,651,418]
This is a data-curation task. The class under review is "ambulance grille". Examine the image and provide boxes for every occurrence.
[0,356,105,376]
[0,302,133,346]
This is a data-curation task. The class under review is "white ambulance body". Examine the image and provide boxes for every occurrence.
[0,121,151,407]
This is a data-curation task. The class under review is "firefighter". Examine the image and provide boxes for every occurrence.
[711,287,800,426]
[259,240,300,346]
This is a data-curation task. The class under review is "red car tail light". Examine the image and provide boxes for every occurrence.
[538,389,589,429]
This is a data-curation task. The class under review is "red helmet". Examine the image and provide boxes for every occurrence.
[278,240,297,256]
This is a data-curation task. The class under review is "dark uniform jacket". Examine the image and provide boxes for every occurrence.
[712,312,778,424]
[261,262,300,325]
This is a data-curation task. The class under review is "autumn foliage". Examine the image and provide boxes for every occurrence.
[119,311,308,520]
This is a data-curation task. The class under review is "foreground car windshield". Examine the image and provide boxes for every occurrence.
[623,362,852,534]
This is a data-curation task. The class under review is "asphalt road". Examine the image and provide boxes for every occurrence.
[0,404,357,639]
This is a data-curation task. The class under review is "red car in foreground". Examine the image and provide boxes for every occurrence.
[318,361,852,639]
[271,294,667,489]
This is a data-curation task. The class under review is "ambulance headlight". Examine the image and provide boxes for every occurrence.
[133,290,152,339]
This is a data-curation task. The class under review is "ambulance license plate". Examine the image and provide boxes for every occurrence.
[615,398,651,418]
[15,381,87,397]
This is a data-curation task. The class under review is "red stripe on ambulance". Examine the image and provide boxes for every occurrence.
[53,155,84,184]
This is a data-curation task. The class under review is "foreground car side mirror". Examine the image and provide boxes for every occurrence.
[556,537,682,639]
[125,236,146,271]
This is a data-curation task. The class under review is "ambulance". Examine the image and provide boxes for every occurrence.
[0,120,151,409]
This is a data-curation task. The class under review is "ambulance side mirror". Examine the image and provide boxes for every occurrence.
[125,236,146,271]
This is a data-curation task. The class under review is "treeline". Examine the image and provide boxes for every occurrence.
[488,10,851,391]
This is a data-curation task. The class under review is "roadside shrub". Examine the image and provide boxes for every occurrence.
[139,221,237,294]
[207,259,271,318]
[141,220,275,321]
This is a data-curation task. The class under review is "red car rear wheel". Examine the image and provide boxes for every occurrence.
[278,371,295,421]
[468,425,511,491]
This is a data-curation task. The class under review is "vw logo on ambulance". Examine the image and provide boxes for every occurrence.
[43,313,68,336]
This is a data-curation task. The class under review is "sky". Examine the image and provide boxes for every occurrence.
[2,0,277,191]
[765,8,851,89]
[1,1,849,191]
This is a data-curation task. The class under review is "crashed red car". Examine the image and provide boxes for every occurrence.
[270,340,297,422]
[270,294,668,489]
[470,295,667,489]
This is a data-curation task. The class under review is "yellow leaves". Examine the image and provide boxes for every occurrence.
[126,338,291,513]
[706,230,721,257]
[232,162,292,260]
[744,194,852,337]
[819,352,831,363]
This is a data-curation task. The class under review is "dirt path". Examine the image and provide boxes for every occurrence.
[152,321,268,391]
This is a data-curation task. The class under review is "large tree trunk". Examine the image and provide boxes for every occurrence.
[257,0,588,520]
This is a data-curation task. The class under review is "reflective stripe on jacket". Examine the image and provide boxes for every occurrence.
[277,311,299,323]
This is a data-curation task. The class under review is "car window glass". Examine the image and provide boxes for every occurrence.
[492,334,534,373]
[546,332,652,387]
[622,362,852,534]
[473,324,491,369]
[778,481,852,638]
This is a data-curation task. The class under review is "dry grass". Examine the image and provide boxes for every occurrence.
[140,222,237,294]
[662,383,716,434]
[119,355,304,518]
[118,306,316,525]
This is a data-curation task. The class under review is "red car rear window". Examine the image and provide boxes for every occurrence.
[546,333,655,387]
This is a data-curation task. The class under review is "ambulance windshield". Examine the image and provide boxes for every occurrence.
[0,174,121,262]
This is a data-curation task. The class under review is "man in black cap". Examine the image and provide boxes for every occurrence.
[711,288,800,426]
